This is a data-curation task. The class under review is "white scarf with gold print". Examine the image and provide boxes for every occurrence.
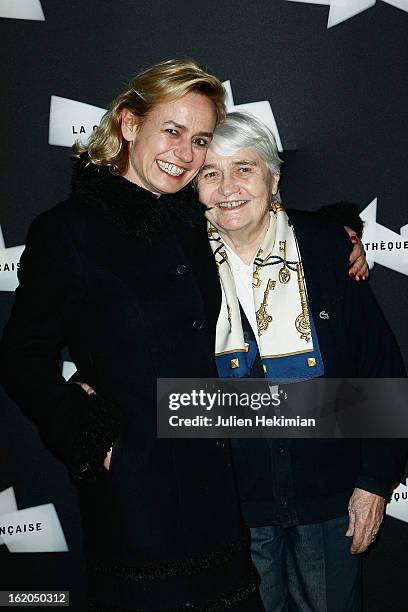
[208,204,315,368]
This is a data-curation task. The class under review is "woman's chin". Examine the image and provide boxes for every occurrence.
[154,171,190,194]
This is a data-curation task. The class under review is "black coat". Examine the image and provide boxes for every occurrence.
[0,164,263,611]
[233,210,407,527]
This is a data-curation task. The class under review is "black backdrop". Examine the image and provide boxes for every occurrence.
[1,1,407,610]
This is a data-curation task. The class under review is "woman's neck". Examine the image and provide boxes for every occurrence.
[218,218,271,264]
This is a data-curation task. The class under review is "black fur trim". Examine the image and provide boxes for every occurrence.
[88,570,259,611]
[71,158,206,240]
[92,538,251,583]
[70,391,121,482]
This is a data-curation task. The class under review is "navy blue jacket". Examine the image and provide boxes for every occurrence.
[232,210,407,527]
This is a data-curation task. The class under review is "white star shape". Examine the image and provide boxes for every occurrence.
[360,197,408,277]
[223,81,283,151]
[0,487,68,552]
[285,0,408,28]
[387,479,408,524]
[0,225,25,292]
[0,0,44,21]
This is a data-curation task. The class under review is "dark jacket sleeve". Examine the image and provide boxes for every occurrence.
[332,227,407,499]
[0,206,120,482]
[317,202,364,238]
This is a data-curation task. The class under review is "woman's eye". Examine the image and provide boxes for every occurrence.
[238,166,251,173]
[201,171,218,180]
[193,138,209,147]
[165,129,178,135]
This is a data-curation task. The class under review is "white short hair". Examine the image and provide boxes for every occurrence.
[210,111,283,177]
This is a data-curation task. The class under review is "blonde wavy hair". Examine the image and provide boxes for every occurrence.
[73,58,226,174]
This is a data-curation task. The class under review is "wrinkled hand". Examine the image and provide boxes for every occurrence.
[77,382,112,470]
[346,488,385,554]
[344,227,368,280]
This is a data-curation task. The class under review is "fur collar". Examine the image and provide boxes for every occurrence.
[70,159,206,239]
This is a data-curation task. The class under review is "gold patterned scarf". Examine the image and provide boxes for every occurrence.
[208,203,323,379]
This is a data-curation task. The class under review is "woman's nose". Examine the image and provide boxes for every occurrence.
[218,175,240,197]
[174,139,193,163]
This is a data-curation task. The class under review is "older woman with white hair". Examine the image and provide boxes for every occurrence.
[196,111,406,612]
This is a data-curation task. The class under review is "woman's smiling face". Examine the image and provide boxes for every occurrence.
[196,146,279,237]
[121,91,216,195]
